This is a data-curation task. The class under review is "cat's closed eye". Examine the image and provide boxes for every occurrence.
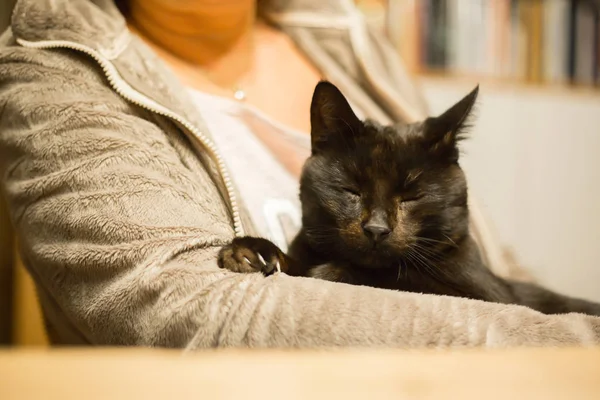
[401,193,424,203]
[341,187,361,198]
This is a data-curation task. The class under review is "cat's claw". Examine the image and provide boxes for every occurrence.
[218,236,287,276]
[257,252,267,267]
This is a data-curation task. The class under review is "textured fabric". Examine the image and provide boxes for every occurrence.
[187,89,303,251]
[1,0,600,348]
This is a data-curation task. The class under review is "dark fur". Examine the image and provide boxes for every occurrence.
[218,81,600,316]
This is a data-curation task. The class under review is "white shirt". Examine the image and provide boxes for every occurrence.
[188,89,310,251]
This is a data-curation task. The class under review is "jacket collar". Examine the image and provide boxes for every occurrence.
[12,0,131,60]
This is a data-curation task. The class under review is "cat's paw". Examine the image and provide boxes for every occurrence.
[218,236,287,276]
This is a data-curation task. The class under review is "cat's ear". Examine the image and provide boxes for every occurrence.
[310,81,361,153]
[423,85,479,162]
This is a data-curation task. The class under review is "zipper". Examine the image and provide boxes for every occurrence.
[16,38,244,237]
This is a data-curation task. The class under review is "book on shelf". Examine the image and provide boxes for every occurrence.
[383,0,600,88]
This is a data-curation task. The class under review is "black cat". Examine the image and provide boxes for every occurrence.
[218,81,600,316]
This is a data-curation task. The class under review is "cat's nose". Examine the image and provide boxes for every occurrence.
[363,223,391,242]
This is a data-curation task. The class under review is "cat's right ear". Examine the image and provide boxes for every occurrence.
[422,85,479,163]
[310,81,361,153]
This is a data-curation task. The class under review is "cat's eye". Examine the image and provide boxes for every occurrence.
[401,193,424,203]
[342,187,361,198]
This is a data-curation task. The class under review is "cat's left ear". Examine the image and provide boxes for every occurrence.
[423,85,479,162]
[310,81,362,154]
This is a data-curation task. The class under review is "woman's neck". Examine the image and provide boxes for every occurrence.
[128,0,256,89]
[126,0,322,137]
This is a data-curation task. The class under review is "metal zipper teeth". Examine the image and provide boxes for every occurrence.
[16,38,244,237]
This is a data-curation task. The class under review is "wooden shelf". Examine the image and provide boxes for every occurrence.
[416,70,600,99]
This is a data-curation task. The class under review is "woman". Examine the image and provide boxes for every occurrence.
[1,0,599,347]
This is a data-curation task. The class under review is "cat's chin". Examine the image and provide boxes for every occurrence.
[324,237,406,269]
[348,248,404,269]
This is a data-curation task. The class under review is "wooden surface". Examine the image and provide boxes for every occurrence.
[11,241,49,346]
[1,347,599,399]
[0,197,14,344]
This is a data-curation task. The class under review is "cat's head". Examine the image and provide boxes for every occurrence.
[300,81,478,268]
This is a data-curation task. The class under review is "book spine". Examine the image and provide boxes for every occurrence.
[598,4,600,85]
[428,0,448,69]
[519,0,535,82]
[385,0,599,88]
[512,0,527,79]
[529,0,544,83]
[439,0,448,69]
[547,0,570,84]
[568,0,577,82]
[575,0,594,85]
[446,0,459,73]
[543,0,555,82]
[593,4,599,85]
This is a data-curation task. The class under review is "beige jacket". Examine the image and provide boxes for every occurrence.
[1,0,600,348]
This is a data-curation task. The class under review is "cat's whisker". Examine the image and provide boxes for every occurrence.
[400,258,409,282]
[407,250,433,277]
[409,241,436,258]
[414,236,459,249]
[408,252,439,284]
[414,251,448,279]
[404,252,424,279]
[413,236,448,245]
[411,243,446,263]
[442,234,458,247]
[407,246,450,282]
[409,244,456,281]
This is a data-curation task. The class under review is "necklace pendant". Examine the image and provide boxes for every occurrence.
[233,89,246,102]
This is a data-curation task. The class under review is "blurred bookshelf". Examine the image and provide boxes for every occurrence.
[356,0,600,94]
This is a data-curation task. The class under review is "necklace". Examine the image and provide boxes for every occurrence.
[195,29,256,102]
[126,20,252,102]
[201,68,248,102]
[232,87,247,102]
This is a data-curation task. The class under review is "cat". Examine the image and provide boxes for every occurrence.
[218,80,600,317]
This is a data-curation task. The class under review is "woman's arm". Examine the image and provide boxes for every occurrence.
[2,45,600,349]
